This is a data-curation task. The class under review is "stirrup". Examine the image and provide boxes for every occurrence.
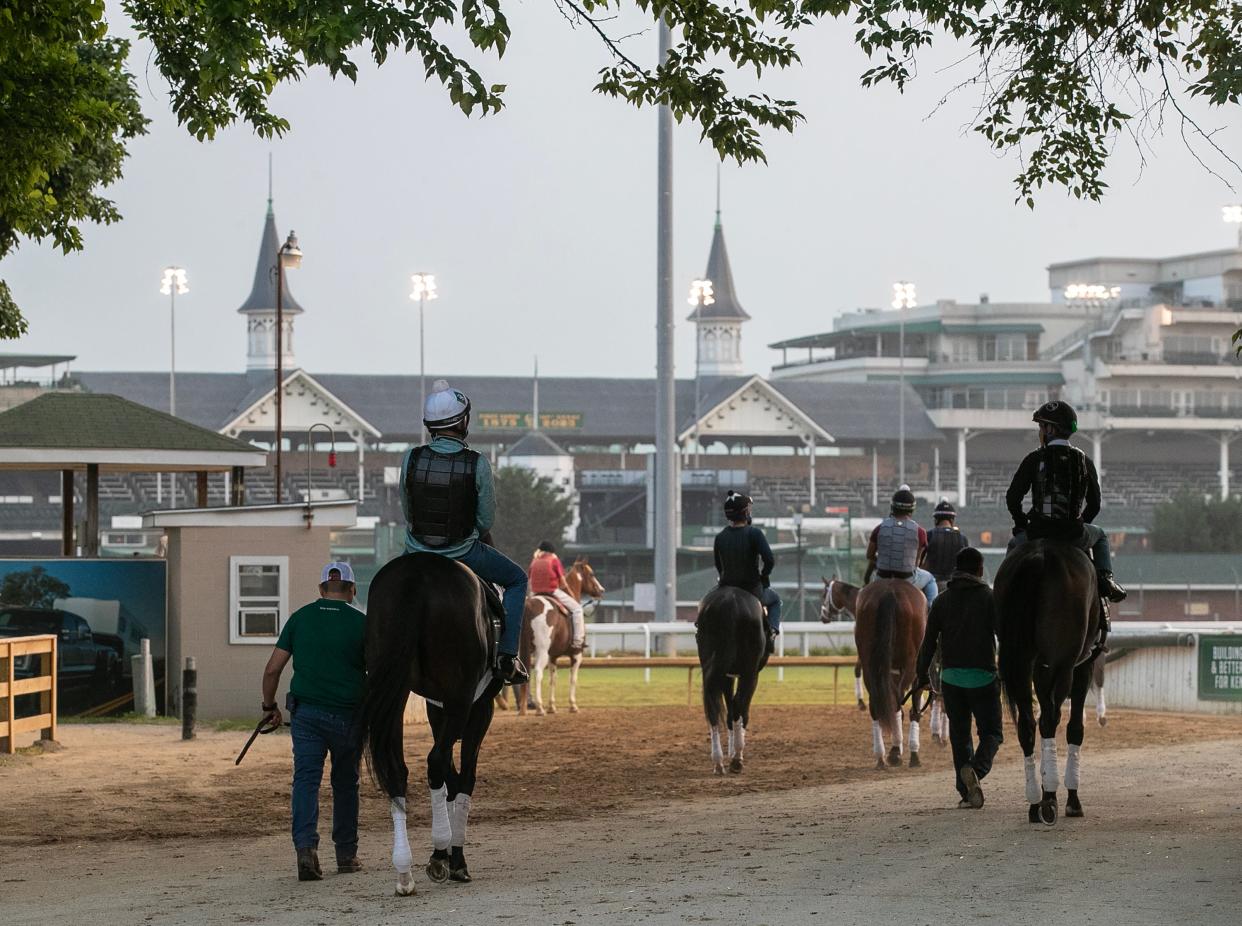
[496,653,529,686]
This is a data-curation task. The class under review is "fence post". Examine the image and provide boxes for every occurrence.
[642,624,651,683]
[181,657,197,741]
[132,638,156,718]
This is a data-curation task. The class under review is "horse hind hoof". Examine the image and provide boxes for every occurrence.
[1039,800,1058,826]
[1098,716,1108,727]
[1028,804,1041,824]
[449,866,472,883]
[887,751,902,767]
[547,705,557,714]
[569,705,579,714]
[426,856,450,883]
[1066,792,1084,818]
[908,752,920,768]
[729,757,743,774]
[857,700,866,711]
[395,873,417,896]
[875,758,887,771]
[714,762,725,776]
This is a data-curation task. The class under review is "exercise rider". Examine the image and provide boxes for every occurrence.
[924,499,970,594]
[400,379,529,685]
[529,541,586,652]
[865,486,938,611]
[712,491,782,655]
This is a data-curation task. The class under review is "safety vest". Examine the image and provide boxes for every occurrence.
[1031,444,1090,522]
[875,516,921,574]
[924,526,967,579]
[404,445,479,548]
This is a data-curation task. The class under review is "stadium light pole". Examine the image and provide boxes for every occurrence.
[655,18,677,622]
[410,273,439,440]
[687,278,715,468]
[1223,205,1242,248]
[274,231,303,504]
[160,267,189,417]
[891,281,917,485]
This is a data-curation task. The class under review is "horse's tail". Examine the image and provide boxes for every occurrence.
[997,547,1042,724]
[697,593,737,730]
[868,589,899,737]
[358,560,423,800]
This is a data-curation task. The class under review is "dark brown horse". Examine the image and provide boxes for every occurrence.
[853,578,928,769]
[696,586,768,774]
[820,577,867,711]
[996,539,1102,824]
[516,558,605,716]
[360,552,504,894]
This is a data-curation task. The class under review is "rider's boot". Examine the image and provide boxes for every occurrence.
[496,652,529,686]
[1097,570,1127,603]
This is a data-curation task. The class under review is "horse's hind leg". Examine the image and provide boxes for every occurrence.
[568,654,581,713]
[547,663,557,714]
[425,705,467,883]
[1034,664,1072,825]
[1065,660,1093,819]
[855,663,866,710]
[1014,684,1040,823]
[703,676,727,775]
[448,689,499,882]
[908,696,923,768]
[729,674,758,774]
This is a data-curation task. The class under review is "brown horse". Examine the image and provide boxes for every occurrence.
[996,539,1102,825]
[515,558,605,716]
[820,577,867,711]
[853,578,928,769]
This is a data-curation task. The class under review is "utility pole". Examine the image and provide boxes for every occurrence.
[654,19,677,621]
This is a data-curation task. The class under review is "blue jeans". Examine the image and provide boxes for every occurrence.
[761,587,782,632]
[289,697,361,860]
[458,540,528,655]
[914,567,938,609]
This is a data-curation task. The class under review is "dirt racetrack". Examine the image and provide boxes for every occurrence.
[3,705,1241,924]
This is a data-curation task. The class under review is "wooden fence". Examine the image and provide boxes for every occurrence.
[0,634,58,754]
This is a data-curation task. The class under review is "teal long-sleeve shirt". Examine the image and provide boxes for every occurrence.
[399,436,495,557]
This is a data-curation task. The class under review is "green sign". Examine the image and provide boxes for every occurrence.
[475,411,583,431]
[1198,635,1242,701]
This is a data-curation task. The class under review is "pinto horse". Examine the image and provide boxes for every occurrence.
[996,539,1102,825]
[696,586,768,774]
[517,558,605,716]
[820,578,867,711]
[853,578,928,769]
[360,553,504,894]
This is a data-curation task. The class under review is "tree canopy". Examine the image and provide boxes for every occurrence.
[1151,490,1242,553]
[490,466,576,564]
[7,2,1242,336]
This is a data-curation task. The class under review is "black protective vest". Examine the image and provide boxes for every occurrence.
[924,526,967,580]
[1031,444,1090,523]
[405,446,480,548]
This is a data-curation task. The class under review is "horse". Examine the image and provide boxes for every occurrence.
[360,552,505,895]
[1090,646,1108,727]
[995,539,1103,825]
[820,577,867,711]
[517,558,606,716]
[695,586,768,774]
[853,578,928,769]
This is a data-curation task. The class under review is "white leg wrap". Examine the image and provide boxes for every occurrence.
[1024,755,1041,803]
[894,711,904,755]
[734,719,746,757]
[391,797,413,873]
[726,725,735,759]
[872,720,884,758]
[908,719,920,755]
[855,677,864,700]
[710,728,723,765]
[1040,737,1060,794]
[1064,744,1081,791]
[449,793,471,848]
[429,785,452,851]
[929,701,941,733]
[1095,691,1106,721]
[940,709,949,740]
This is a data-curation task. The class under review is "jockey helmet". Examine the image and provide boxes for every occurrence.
[1032,399,1077,435]
[723,490,752,520]
[423,379,472,432]
[890,485,917,515]
[933,498,957,521]
[537,540,556,554]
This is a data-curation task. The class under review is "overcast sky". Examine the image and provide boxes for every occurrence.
[5,5,1242,380]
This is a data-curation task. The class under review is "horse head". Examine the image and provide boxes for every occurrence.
[820,575,856,623]
[573,560,606,599]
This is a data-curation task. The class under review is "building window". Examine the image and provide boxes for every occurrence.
[229,555,289,644]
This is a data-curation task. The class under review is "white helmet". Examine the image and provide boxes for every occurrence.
[423,379,471,431]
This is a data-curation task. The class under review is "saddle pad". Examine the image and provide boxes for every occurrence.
[423,669,496,710]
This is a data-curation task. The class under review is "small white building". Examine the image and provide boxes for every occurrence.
[499,431,579,541]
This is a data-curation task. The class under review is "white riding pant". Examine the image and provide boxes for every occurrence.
[551,589,586,645]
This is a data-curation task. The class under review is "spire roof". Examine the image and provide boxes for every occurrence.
[237,204,304,315]
[687,217,750,322]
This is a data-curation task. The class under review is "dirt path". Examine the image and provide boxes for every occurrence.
[2,708,1240,924]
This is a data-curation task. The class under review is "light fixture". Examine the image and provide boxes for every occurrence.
[410,272,438,302]
[1064,283,1120,301]
[280,231,303,269]
[160,267,188,295]
[1223,205,1242,224]
[891,281,917,310]
[687,279,715,306]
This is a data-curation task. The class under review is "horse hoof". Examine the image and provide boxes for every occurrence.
[449,866,472,883]
[908,752,921,768]
[569,705,579,714]
[1039,800,1058,826]
[1098,716,1108,728]
[426,856,450,883]
[1065,804,1084,819]
[547,705,557,714]
[857,700,866,711]
[535,707,545,717]
[714,763,725,776]
[1028,804,1041,824]
[729,757,743,774]
[887,752,902,767]
[395,873,417,897]
[875,758,887,770]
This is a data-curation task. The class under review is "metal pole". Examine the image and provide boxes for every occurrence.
[654,19,677,622]
[275,259,284,504]
[169,286,176,417]
[181,656,197,740]
[420,293,427,441]
[797,522,805,621]
[899,304,906,484]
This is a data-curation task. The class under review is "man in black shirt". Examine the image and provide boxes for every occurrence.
[924,499,969,593]
[916,547,1002,809]
[713,491,781,654]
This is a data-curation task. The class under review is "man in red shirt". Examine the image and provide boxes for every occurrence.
[528,541,585,651]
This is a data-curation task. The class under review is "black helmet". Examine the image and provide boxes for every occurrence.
[933,498,957,521]
[723,491,752,520]
[1032,400,1077,435]
[537,541,556,554]
[890,485,916,515]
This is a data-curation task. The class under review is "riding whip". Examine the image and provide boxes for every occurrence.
[234,711,282,766]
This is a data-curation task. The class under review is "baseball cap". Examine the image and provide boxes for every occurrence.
[320,561,355,583]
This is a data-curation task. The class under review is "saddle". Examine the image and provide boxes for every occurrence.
[535,593,572,618]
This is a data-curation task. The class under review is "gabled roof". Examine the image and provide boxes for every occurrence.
[219,369,382,438]
[687,219,750,322]
[0,393,266,470]
[237,204,303,315]
[770,381,942,442]
[505,431,569,456]
[679,375,833,444]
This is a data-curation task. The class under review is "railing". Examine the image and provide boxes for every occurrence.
[0,634,57,753]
